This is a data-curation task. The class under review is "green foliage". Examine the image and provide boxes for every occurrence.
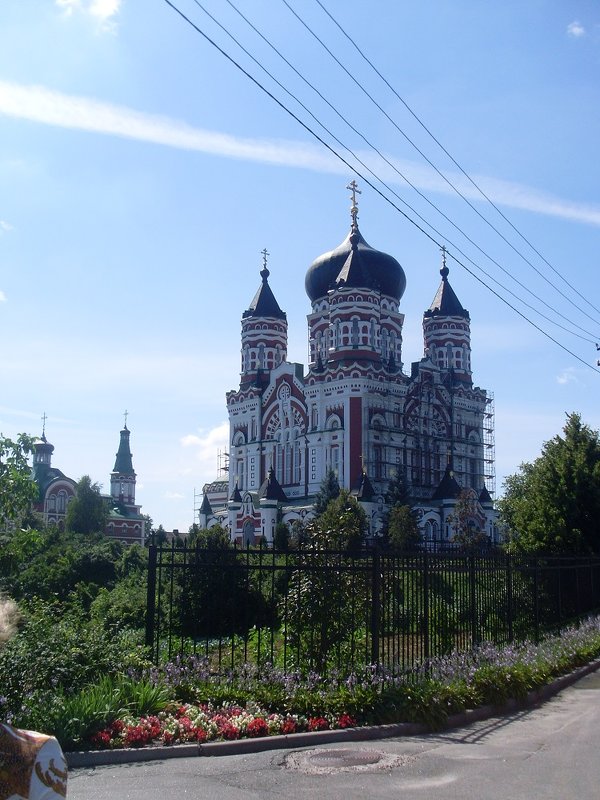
[178,531,274,638]
[0,598,148,729]
[314,468,340,515]
[0,433,37,526]
[387,505,421,551]
[90,575,148,630]
[499,413,600,554]
[385,469,411,508]
[44,674,170,750]
[314,489,367,552]
[449,489,488,551]
[274,521,290,550]
[66,475,108,535]
[0,526,135,605]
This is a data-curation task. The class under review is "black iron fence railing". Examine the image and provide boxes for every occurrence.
[145,542,600,677]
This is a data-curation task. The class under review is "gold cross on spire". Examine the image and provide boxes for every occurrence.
[347,180,361,229]
[41,411,47,437]
[441,244,447,267]
[261,248,269,269]
[124,409,128,428]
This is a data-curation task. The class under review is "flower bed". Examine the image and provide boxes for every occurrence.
[90,702,357,749]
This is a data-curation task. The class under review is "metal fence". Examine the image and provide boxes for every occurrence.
[145,542,600,677]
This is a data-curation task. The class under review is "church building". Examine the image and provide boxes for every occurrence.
[201,185,497,546]
[31,418,146,544]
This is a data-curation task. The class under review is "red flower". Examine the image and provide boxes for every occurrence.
[218,722,239,740]
[91,730,112,749]
[246,718,269,738]
[282,718,297,735]
[337,714,357,729]
[195,728,207,743]
[110,719,125,734]
[307,717,329,732]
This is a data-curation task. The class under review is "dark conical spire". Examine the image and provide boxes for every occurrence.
[113,426,134,474]
[432,464,462,500]
[243,249,286,320]
[199,493,213,515]
[259,467,288,502]
[426,248,469,319]
[356,470,375,501]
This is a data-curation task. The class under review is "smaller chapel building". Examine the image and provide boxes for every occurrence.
[31,421,145,544]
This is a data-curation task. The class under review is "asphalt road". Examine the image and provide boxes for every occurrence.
[69,670,600,800]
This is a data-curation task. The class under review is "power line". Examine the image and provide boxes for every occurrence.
[281,0,600,329]
[159,0,599,375]
[313,0,600,322]
[199,0,597,344]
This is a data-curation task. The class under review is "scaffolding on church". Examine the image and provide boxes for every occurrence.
[360,389,496,500]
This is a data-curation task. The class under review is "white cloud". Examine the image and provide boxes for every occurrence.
[0,220,13,234]
[56,0,80,16]
[181,422,230,487]
[181,422,229,456]
[89,0,121,21]
[164,491,185,500]
[556,367,581,385]
[56,0,121,30]
[567,20,586,38]
[1,80,600,227]
[0,291,6,303]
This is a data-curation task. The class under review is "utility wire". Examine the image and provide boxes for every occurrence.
[190,0,594,344]
[282,0,600,329]
[211,0,597,344]
[313,0,600,321]
[160,0,599,375]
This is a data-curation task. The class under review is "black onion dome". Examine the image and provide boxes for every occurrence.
[305,226,406,302]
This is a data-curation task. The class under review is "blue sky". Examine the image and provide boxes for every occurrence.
[1,0,599,532]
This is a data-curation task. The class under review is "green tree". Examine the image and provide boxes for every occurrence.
[449,489,488,551]
[499,413,600,554]
[316,489,367,552]
[380,469,412,539]
[0,433,37,526]
[387,505,421,551]
[283,492,368,671]
[314,469,340,515]
[385,469,411,507]
[274,521,290,550]
[65,475,108,535]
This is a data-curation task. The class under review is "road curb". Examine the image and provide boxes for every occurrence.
[67,657,600,768]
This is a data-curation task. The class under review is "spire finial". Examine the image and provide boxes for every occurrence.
[41,411,47,438]
[260,247,270,280]
[123,409,129,429]
[347,180,361,230]
[440,245,449,279]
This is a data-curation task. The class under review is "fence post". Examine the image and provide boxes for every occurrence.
[370,545,381,667]
[533,559,540,643]
[506,553,513,642]
[145,543,158,657]
[423,549,430,661]
[469,553,479,647]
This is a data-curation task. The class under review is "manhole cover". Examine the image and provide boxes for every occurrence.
[284,747,415,774]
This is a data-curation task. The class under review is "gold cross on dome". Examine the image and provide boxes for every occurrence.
[41,411,47,437]
[261,248,269,269]
[124,409,129,428]
[347,180,361,228]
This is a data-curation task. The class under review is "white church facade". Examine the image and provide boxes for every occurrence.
[200,186,498,547]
